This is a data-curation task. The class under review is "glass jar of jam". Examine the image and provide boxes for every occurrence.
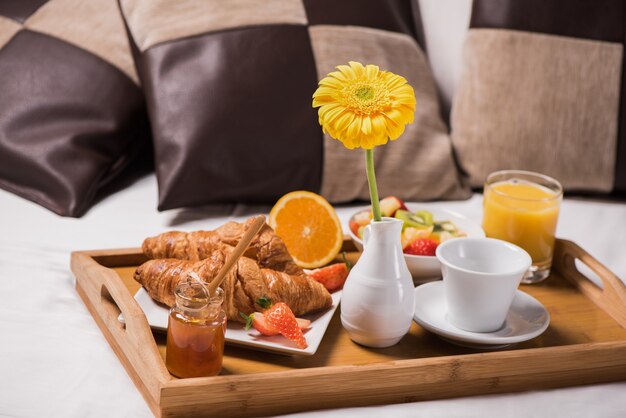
[165,282,227,378]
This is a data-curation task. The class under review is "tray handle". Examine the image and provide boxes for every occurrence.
[71,252,170,399]
[553,239,626,328]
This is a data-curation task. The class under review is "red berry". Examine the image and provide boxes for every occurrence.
[296,317,312,330]
[349,220,360,236]
[308,262,349,292]
[404,238,438,256]
[264,302,307,349]
[241,312,311,336]
[245,312,279,336]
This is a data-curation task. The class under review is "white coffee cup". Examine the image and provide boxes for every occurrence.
[436,237,532,333]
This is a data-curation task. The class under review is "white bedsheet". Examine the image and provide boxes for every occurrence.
[0,173,624,418]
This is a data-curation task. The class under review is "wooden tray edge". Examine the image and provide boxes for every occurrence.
[554,239,626,328]
[158,340,626,417]
[71,251,170,416]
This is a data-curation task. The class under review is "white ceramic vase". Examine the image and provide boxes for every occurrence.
[340,217,415,347]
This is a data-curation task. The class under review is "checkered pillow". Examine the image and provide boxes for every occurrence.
[119,0,470,210]
[451,0,626,194]
[0,0,150,217]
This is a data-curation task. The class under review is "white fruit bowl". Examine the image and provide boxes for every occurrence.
[348,205,485,282]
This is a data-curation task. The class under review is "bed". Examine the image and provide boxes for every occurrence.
[1,0,625,416]
[1,174,625,417]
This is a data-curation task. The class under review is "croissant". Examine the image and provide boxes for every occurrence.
[142,218,303,276]
[134,244,332,323]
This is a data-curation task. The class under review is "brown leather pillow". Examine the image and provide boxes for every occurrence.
[451,0,626,194]
[119,0,470,210]
[0,0,150,217]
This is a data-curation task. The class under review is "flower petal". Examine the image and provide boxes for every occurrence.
[361,116,372,135]
[384,73,408,89]
[338,132,358,149]
[347,116,362,142]
[348,61,365,78]
[365,64,380,80]
[388,122,406,140]
[312,96,335,107]
[319,76,345,89]
[324,106,345,126]
[313,86,338,97]
[336,64,357,80]
[334,111,355,134]
[327,70,348,82]
[319,103,341,118]
[371,115,388,138]
[395,96,417,107]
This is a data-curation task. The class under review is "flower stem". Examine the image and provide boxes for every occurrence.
[365,148,381,222]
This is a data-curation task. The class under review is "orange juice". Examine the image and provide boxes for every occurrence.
[483,176,562,280]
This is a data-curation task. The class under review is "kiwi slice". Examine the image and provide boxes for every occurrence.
[395,210,430,229]
[433,221,458,234]
[415,210,434,226]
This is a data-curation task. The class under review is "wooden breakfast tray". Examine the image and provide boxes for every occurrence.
[70,239,626,417]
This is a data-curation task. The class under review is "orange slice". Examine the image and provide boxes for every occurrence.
[268,191,343,269]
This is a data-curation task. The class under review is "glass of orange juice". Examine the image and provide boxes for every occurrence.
[482,170,562,284]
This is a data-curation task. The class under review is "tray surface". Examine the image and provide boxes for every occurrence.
[71,240,626,417]
[97,246,626,373]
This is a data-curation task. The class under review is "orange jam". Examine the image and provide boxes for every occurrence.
[165,283,227,378]
[166,309,226,378]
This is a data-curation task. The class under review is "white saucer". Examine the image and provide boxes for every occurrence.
[413,281,550,349]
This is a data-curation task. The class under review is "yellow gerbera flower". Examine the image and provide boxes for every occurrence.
[312,61,416,150]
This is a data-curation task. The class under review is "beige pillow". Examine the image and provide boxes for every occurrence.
[451,0,626,194]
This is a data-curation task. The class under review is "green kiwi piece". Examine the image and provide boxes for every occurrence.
[395,210,430,229]
[433,221,458,234]
[414,210,434,226]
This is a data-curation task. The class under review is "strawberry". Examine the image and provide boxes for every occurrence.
[401,226,434,249]
[404,238,438,256]
[241,311,278,336]
[241,312,311,336]
[296,317,312,330]
[256,298,307,349]
[349,220,360,236]
[308,262,349,292]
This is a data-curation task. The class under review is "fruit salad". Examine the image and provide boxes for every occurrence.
[349,196,466,256]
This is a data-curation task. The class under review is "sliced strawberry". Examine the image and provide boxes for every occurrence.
[296,317,311,330]
[241,312,311,336]
[308,262,349,292]
[349,220,360,236]
[241,312,278,336]
[257,298,307,349]
[404,238,438,256]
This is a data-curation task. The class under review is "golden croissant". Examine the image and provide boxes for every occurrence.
[134,244,332,322]
[142,217,303,276]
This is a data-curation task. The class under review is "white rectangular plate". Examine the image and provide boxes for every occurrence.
[126,288,341,356]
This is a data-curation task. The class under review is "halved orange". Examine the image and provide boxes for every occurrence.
[268,191,343,269]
